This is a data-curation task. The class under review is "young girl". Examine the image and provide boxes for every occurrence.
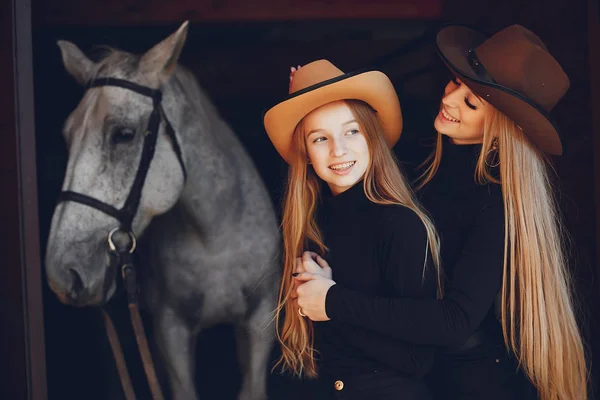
[263,60,443,399]
[293,25,589,400]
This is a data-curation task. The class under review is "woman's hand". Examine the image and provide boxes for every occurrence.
[290,251,332,300]
[295,273,336,321]
[299,251,332,279]
[289,65,302,92]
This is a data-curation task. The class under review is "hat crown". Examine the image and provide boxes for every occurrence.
[264,59,403,163]
[475,24,570,112]
[289,60,345,94]
[435,24,569,154]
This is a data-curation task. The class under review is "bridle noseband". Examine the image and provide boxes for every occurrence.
[58,77,187,252]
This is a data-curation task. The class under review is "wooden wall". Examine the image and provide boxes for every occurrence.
[33,0,441,25]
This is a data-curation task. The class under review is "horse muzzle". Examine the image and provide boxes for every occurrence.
[48,261,117,307]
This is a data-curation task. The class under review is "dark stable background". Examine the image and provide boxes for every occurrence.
[32,3,600,398]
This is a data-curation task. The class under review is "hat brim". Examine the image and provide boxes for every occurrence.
[263,70,403,164]
[436,24,563,155]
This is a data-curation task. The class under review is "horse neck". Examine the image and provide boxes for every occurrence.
[164,67,257,233]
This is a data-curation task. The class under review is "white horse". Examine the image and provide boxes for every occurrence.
[45,22,280,400]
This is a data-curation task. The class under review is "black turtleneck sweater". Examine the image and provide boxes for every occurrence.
[314,182,437,379]
[324,137,505,349]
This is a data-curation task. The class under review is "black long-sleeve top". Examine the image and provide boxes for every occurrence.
[314,182,437,378]
[324,137,505,348]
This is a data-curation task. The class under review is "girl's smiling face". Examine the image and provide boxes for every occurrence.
[304,101,370,195]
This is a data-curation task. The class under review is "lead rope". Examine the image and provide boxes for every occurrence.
[102,309,137,400]
[101,246,166,400]
[121,253,165,400]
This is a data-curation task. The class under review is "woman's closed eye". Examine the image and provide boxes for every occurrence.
[464,97,477,110]
[451,77,478,110]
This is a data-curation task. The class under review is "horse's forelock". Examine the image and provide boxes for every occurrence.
[63,49,141,143]
[90,48,141,82]
[64,89,107,145]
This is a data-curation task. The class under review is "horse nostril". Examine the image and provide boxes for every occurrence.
[67,268,85,301]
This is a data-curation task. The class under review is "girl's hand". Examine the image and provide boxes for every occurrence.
[289,255,307,300]
[295,273,335,321]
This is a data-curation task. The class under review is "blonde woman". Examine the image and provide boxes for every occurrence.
[263,60,443,399]
[294,25,588,400]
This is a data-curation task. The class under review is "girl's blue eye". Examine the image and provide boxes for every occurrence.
[347,129,359,135]
[313,137,326,143]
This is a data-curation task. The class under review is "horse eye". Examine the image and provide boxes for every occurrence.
[112,127,136,144]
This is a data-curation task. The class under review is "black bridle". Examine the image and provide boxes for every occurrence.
[56,77,188,400]
[58,77,187,253]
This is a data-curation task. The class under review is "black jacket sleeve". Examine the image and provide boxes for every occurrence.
[324,207,437,375]
[325,198,505,346]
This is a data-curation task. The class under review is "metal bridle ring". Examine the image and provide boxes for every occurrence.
[107,227,137,254]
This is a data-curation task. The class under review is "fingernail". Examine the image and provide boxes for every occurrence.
[292,273,299,277]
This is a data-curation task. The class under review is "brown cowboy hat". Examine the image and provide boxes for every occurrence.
[436,24,570,155]
[263,60,402,164]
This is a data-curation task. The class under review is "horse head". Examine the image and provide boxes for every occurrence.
[46,22,190,307]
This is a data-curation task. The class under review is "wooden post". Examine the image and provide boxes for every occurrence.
[0,0,47,398]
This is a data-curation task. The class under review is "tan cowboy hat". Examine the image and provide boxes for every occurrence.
[436,24,570,155]
[263,60,402,164]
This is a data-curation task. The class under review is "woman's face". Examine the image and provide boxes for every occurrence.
[303,101,370,195]
[434,77,487,144]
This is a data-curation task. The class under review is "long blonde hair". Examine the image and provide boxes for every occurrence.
[418,105,588,400]
[274,100,442,378]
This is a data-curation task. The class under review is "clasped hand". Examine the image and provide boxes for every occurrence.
[291,251,336,321]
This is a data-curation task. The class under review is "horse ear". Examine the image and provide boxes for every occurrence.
[57,40,95,86]
[141,21,189,83]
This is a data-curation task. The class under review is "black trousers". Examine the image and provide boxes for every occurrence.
[318,370,431,400]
